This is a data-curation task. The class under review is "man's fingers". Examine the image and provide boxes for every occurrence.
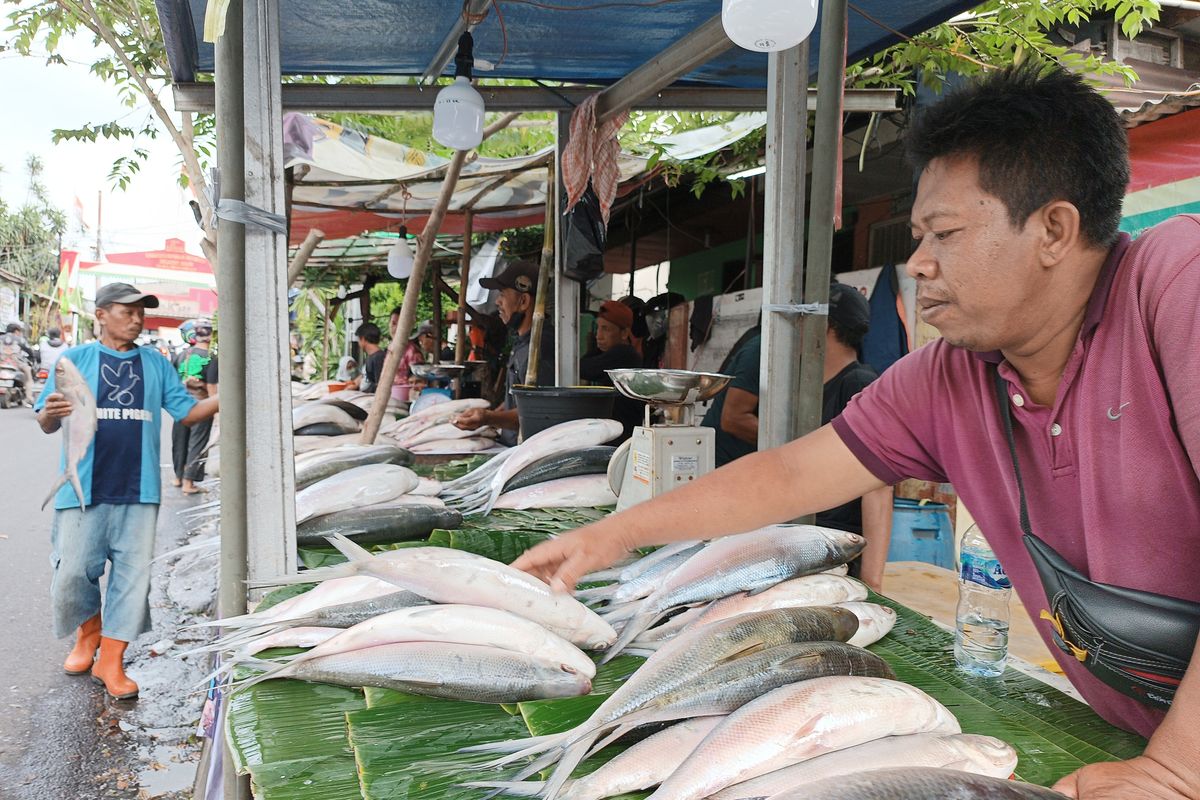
[550,549,592,593]
[1052,770,1080,798]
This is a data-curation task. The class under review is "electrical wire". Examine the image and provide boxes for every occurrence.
[489,0,509,67]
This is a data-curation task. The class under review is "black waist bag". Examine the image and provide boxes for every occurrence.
[1023,532,1199,711]
[994,369,1200,711]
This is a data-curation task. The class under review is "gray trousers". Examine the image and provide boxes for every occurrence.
[171,417,212,482]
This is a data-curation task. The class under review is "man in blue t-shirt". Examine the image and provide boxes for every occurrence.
[35,283,220,700]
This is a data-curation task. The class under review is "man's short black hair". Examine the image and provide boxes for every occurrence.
[391,306,403,317]
[829,316,867,351]
[905,62,1129,249]
[355,322,381,344]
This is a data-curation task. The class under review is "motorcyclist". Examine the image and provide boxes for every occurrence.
[40,327,69,370]
[0,323,34,405]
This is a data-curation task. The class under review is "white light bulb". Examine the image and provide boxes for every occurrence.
[433,76,486,151]
[387,237,415,279]
[722,0,819,52]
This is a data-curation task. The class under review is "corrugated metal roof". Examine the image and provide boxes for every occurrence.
[154,0,978,88]
[1120,90,1200,127]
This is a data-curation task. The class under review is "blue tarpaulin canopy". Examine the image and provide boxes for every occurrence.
[155,0,978,87]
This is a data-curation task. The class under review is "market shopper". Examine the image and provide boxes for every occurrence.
[514,65,1200,798]
[699,283,894,590]
[386,310,435,403]
[347,322,385,392]
[452,260,554,445]
[35,283,220,700]
[170,319,218,494]
[580,300,643,440]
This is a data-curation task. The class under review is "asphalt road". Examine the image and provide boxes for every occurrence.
[0,405,206,799]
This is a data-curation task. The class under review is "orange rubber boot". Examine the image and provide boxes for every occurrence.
[91,637,139,700]
[63,613,102,675]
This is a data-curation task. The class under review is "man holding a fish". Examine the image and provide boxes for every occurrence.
[34,282,221,700]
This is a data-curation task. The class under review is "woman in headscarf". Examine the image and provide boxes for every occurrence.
[335,355,359,383]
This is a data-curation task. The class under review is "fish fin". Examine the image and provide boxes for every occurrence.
[745,583,774,596]
[457,731,564,756]
[456,781,546,798]
[720,638,770,663]
[325,532,374,562]
[599,609,663,665]
[540,733,597,800]
[246,560,358,589]
[41,473,67,511]
[473,734,568,769]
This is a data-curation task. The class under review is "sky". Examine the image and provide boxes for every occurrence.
[0,34,205,260]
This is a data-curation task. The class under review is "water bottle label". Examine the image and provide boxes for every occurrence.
[960,553,1012,589]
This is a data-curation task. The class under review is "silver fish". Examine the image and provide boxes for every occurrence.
[710,734,1018,799]
[279,640,592,702]
[473,606,861,800]
[494,475,617,510]
[770,767,1067,799]
[42,356,96,511]
[646,677,960,800]
[293,444,413,490]
[463,717,724,800]
[603,525,866,661]
[293,463,419,523]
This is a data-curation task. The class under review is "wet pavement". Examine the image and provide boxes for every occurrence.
[0,406,218,798]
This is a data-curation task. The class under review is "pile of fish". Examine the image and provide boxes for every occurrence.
[439,419,622,515]
[195,534,615,704]
[380,398,501,454]
[449,523,1040,799]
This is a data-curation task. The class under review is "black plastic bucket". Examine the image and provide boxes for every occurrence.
[512,386,617,439]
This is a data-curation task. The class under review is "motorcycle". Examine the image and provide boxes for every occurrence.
[0,339,27,409]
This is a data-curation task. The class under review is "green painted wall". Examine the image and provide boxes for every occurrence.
[668,236,764,300]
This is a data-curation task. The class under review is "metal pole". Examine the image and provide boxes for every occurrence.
[797,0,849,452]
[758,42,810,453]
[525,160,555,387]
[553,111,580,386]
[359,113,521,444]
[242,0,297,582]
[214,1,247,797]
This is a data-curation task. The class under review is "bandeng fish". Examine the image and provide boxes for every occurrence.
[41,357,97,511]
[770,767,1068,799]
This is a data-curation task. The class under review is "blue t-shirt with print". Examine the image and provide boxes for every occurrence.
[35,342,198,509]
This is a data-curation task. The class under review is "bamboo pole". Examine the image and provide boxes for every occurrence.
[453,211,474,398]
[287,228,325,286]
[524,160,555,387]
[360,113,521,444]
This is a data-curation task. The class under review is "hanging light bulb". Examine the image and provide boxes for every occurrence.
[433,32,486,150]
[721,0,819,52]
[387,226,415,279]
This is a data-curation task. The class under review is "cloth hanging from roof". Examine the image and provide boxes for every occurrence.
[563,94,629,225]
[861,264,909,375]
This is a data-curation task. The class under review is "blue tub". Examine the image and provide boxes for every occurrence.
[887,498,955,570]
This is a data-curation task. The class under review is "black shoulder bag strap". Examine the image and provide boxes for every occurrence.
[992,367,1200,711]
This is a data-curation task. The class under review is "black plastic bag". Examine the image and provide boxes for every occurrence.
[563,183,607,283]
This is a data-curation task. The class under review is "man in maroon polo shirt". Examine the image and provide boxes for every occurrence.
[513,65,1200,798]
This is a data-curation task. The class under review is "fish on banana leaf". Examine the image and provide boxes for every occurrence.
[602,525,866,661]
[252,534,616,650]
[504,447,616,493]
[294,463,419,523]
[295,502,461,546]
[646,676,960,800]
[494,475,617,510]
[771,767,1068,800]
[293,444,414,490]
[709,733,1018,800]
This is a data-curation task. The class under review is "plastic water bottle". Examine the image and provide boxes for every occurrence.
[954,523,1012,677]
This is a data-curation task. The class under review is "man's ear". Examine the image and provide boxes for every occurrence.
[1037,200,1084,268]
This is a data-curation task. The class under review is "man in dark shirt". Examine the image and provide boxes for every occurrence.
[580,300,644,439]
[453,260,554,445]
[170,319,219,493]
[348,322,386,392]
[701,282,893,587]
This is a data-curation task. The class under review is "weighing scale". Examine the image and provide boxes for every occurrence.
[606,368,732,513]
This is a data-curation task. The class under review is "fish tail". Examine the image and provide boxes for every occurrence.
[471,733,570,769]
[456,781,545,798]
[41,473,68,511]
[599,610,662,665]
[458,731,565,756]
[246,559,358,589]
[325,532,375,563]
[540,734,598,800]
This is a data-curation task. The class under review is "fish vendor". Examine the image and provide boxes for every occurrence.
[515,64,1200,799]
[35,282,221,700]
[453,259,554,445]
[580,300,644,441]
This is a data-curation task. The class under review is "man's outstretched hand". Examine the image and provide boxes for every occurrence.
[511,523,633,592]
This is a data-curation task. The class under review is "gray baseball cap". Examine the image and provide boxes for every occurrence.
[96,282,160,309]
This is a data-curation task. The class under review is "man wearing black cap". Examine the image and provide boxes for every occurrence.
[34,282,220,701]
[453,259,554,445]
[700,282,893,587]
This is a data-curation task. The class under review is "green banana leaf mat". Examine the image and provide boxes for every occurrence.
[227,503,1146,800]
